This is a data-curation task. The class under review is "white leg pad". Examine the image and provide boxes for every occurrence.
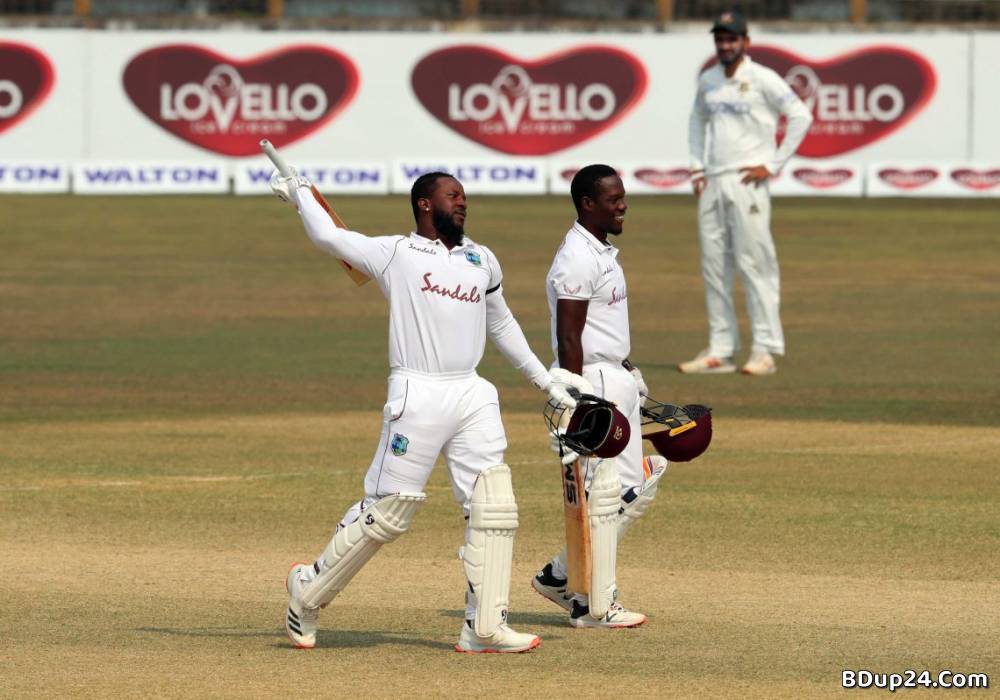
[300,492,425,609]
[588,458,622,618]
[463,464,519,637]
[617,457,668,540]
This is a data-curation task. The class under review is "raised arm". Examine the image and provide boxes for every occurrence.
[764,71,814,175]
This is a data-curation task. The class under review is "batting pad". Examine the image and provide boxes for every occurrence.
[617,456,668,540]
[463,464,519,637]
[300,492,425,609]
[588,458,622,618]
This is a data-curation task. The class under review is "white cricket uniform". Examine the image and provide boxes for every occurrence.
[546,222,645,490]
[688,55,813,357]
[293,189,549,519]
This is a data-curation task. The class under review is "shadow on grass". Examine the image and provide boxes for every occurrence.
[137,626,453,651]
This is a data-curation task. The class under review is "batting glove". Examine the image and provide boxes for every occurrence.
[629,366,649,398]
[549,428,581,465]
[269,167,312,206]
[544,367,594,410]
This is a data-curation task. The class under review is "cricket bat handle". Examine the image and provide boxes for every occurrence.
[260,139,293,178]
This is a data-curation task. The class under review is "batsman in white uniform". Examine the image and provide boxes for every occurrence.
[532,165,669,628]
[681,9,813,376]
[270,169,590,653]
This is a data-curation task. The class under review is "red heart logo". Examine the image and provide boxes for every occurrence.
[878,168,939,190]
[634,168,690,189]
[411,45,647,156]
[701,45,936,157]
[0,41,55,136]
[122,44,359,156]
[792,167,854,188]
[950,168,1000,191]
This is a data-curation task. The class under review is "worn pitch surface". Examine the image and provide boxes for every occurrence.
[1,195,998,697]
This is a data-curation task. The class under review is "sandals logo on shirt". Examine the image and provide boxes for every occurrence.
[390,433,409,456]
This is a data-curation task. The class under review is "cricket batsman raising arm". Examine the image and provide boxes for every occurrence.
[269,167,590,653]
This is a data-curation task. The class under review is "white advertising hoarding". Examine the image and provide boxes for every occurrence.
[72,161,229,194]
[769,159,864,196]
[867,162,1000,197]
[233,159,389,195]
[0,160,69,192]
[391,159,547,194]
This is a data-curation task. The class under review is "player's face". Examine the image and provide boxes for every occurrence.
[428,177,467,244]
[589,175,628,236]
[714,31,747,66]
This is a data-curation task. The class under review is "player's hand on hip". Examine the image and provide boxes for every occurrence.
[544,368,594,410]
[629,366,649,398]
[739,165,771,187]
[269,167,312,205]
[691,173,707,197]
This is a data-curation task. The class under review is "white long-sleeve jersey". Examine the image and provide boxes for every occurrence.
[293,188,550,386]
[689,56,813,177]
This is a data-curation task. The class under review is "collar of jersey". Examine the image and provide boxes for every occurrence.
[571,221,618,257]
[409,231,471,252]
[725,54,753,81]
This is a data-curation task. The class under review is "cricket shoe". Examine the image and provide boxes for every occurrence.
[455,621,541,654]
[741,351,777,376]
[285,562,320,649]
[531,562,573,611]
[569,600,647,629]
[678,349,736,374]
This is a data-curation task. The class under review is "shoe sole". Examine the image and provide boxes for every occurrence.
[454,636,541,654]
[285,561,315,649]
[678,364,736,374]
[531,580,573,612]
[740,367,776,376]
[569,616,647,630]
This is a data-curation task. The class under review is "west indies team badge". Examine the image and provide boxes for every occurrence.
[465,250,482,266]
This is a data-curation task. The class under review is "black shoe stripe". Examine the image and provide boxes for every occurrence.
[287,619,302,635]
[288,608,300,622]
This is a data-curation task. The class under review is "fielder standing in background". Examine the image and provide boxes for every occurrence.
[681,10,813,376]
[532,164,669,628]
[269,168,590,653]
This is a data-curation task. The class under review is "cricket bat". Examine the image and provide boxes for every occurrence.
[259,139,371,287]
[562,458,591,595]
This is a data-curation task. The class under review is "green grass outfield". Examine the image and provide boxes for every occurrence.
[1,195,998,697]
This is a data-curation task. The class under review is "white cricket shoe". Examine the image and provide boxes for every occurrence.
[285,562,320,649]
[678,349,736,374]
[531,562,573,611]
[455,621,541,654]
[569,600,647,629]
[741,351,777,376]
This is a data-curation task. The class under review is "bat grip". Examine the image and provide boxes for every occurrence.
[259,139,293,178]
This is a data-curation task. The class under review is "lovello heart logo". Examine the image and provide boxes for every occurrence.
[950,168,1000,191]
[878,168,939,190]
[123,44,359,156]
[701,45,936,157]
[792,167,854,188]
[0,42,55,135]
[412,45,647,156]
[634,168,690,189]
[559,166,623,181]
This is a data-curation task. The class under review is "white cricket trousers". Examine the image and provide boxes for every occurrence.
[338,368,507,528]
[581,361,645,491]
[697,171,785,357]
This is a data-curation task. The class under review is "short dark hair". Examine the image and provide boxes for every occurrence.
[570,164,618,213]
[410,171,453,222]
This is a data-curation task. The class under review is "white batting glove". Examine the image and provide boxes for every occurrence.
[549,429,581,465]
[544,367,594,410]
[269,167,312,206]
[629,366,649,398]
